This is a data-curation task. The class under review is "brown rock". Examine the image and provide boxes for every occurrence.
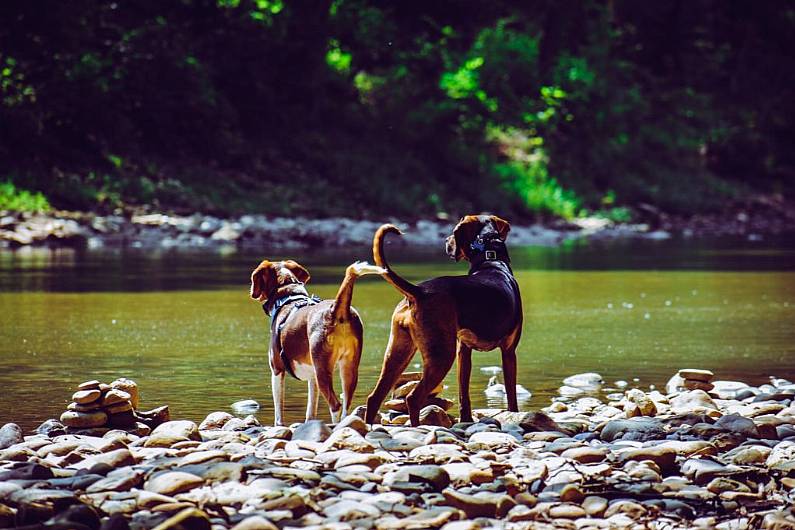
[78,380,101,390]
[683,379,715,392]
[105,401,133,414]
[419,405,453,428]
[72,389,101,405]
[60,410,108,428]
[67,402,102,413]
[111,378,139,409]
[677,369,714,383]
[102,389,132,407]
[145,471,204,496]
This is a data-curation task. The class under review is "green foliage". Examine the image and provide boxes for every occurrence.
[0,182,50,212]
[0,0,792,218]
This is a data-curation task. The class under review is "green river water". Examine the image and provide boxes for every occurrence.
[1,237,794,431]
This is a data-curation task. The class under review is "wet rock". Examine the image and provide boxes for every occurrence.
[706,477,750,494]
[36,419,67,437]
[563,373,604,389]
[0,462,54,480]
[560,446,609,463]
[419,405,452,428]
[293,419,332,442]
[145,471,204,496]
[0,423,23,449]
[231,400,260,414]
[101,389,132,407]
[135,405,170,428]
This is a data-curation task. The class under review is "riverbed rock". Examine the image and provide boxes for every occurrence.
[419,405,453,428]
[199,411,234,431]
[145,471,205,496]
[293,420,332,442]
[150,507,210,530]
[670,390,719,413]
[383,464,450,491]
[601,417,665,442]
[714,414,759,438]
[151,420,200,441]
[320,427,376,452]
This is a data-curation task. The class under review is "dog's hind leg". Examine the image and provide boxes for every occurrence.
[339,339,362,419]
[456,342,474,422]
[365,315,415,424]
[272,371,286,426]
[407,339,455,426]
[306,376,319,421]
[312,343,343,423]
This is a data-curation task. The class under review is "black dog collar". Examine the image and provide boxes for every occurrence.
[469,234,511,271]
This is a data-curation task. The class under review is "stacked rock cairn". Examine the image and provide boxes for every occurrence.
[59,378,169,435]
[381,372,455,427]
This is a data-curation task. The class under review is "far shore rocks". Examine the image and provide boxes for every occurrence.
[0,210,677,251]
[1,369,794,529]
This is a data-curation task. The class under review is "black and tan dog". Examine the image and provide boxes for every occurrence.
[251,259,384,426]
[365,215,523,426]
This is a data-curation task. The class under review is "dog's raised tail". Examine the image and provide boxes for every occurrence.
[373,224,421,302]
[332,261,386,323]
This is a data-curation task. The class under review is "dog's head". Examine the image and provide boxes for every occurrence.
[445,214,511,262]
[249,259,311,303]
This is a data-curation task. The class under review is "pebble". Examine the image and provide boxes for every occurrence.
[60,409,108,428]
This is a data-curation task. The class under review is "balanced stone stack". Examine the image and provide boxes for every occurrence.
[381,372,455,427]
[678,368,715,392]
[58,377,158,434]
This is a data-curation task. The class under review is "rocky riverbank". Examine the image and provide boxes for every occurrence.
[1,369,794,529]
[4,197,795,250]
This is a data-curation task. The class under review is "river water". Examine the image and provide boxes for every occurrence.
[1,236,794,431]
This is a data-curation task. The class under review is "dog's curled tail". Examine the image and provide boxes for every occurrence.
[373,224,421,302]
[332,261,386,323]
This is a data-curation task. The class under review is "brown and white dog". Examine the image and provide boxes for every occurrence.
[250,259,384,425]
[365,215,523,426]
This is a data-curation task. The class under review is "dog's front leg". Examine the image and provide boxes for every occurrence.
[272,371,286,426]
[456,342,474,422]
[501,346,519,412]
[306,376,319,421]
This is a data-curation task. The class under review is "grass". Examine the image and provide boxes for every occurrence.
[0,181,51,212]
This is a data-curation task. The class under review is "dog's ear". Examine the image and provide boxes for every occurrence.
[490,215,511,241]
[447,215,483,261]
[283,260,311,284]
[250,261,276,302]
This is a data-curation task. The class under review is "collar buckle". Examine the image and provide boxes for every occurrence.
[485,250,497,260]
